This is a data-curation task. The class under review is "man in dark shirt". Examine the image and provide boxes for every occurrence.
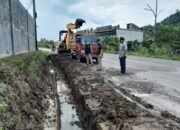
[96,39,103,70]
[85,41,93,66]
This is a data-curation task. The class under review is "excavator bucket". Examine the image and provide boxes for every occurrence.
[75,19,86,29]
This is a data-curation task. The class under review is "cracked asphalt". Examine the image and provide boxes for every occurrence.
[102,53,180,118]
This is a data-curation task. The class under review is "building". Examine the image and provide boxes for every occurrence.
[77,23,144,43]
[116,28,143,43]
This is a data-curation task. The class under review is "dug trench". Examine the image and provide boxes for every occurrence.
[0,52,60,130]
[50,54,180,130]
[1,52,180,130]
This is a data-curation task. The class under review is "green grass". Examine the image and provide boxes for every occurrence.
[0,74,11,84]
[104,49,118,54]
[104,48,180,61]
[128,51,180,61]
[0,51,49,66]
[0,51,50,82]
[0,102,8,113]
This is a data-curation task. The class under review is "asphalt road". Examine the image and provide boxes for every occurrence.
[102,53,180,118]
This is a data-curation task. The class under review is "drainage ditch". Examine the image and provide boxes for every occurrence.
[57,80,82,130]
[49,54,180,130]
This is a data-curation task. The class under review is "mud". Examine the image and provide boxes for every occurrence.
[0,58,58,130]
[57,79,82,130]
[50,54,180,130]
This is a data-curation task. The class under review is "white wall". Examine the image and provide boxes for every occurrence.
[116,29,143,43]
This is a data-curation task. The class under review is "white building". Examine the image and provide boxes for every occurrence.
[94,24,144,42]
[116,28,143,43]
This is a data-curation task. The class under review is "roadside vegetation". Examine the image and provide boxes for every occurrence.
[102,11,180,61]
[0,51,49,81]
[38,38,55,48]
[0,51,49,129]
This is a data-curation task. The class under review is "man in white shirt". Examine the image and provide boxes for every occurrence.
[119,37,127,74]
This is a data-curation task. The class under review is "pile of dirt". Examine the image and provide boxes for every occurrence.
[0,57,57,130]
[51,54,180,130]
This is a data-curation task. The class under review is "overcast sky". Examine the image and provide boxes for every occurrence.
[19,0,180,40]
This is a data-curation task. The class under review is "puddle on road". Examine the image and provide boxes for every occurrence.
[57,80,82,130]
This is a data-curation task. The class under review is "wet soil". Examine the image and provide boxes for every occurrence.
[57,79,82,130]
[0,58,57,130]
[50,54,180,130]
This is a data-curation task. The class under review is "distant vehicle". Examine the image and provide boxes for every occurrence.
[72,35,98,63]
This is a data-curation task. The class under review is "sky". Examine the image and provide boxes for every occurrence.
[19,0,180,40]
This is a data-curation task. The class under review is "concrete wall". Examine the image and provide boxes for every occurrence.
[0,0,35,58]
[116,29,143,43]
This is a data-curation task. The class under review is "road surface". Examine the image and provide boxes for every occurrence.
[102,53,180,118]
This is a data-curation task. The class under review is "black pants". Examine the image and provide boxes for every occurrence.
[119,56,126,74]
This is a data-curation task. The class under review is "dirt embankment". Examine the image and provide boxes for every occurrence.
[0,52,57,130]
[51,54,180,130]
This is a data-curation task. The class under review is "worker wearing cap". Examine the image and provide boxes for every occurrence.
[119,37,127,74]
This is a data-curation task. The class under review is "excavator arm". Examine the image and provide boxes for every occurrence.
[58,19,86,52]
[65,19,86,50]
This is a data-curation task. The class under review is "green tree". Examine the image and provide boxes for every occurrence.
[102,36,119,53]
[38,38,55,48]
[155,25,180,52]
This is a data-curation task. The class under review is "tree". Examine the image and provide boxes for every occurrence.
[37,38,55,48]
[144,0,162,26]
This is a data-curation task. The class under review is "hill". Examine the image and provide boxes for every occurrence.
[161,10,180,25]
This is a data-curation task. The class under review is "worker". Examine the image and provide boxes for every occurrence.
[96,39,103,71]
[119,37,127,74]
[85,41,93,66]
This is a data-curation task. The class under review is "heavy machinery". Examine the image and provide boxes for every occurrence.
[57,19,86,53]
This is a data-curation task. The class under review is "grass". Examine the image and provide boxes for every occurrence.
[0,102,8,130]
[0,102,8,113]
[0,74,11,84]
[0,51,50,129]
[104,50,118,54]
[128,51,180,61]
[104,49,180,61]
[0,51,50,82]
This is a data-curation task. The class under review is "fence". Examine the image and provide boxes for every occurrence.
[0,0,36,58]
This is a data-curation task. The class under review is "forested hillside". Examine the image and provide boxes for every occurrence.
[161,10,180,25]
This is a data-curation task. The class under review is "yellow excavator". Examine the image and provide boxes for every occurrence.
[56,19,86,53]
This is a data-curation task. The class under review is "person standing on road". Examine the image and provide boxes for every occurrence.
[85,41,93,66]
[119,37,127,74]
[96,39,103,71]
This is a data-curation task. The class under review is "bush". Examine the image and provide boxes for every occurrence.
[127,40,141,51]
[38,38,55,48]
[102,36,119,53]
[155,24,180,52]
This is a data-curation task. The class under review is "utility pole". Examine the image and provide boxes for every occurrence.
[9,0,15,55]
[33,0,38,50]
[155,0,158,25]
